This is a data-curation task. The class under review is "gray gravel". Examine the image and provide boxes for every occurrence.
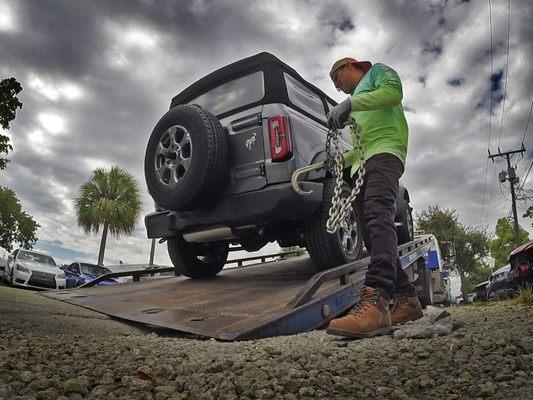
[0,285,532,399]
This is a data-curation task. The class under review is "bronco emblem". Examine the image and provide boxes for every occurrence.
[245,133,256,151]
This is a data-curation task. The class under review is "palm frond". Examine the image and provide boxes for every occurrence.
[74,166,142,237]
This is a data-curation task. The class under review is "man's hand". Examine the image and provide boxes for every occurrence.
[326,98,351,130]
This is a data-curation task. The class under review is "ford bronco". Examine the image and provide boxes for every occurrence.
[144,52,413,278]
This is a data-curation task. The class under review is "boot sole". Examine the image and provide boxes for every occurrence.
[326,326,393,339]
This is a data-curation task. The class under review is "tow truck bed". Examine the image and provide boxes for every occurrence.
[42,236,439,340]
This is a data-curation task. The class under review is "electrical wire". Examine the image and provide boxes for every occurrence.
[521,98,533,144]
[480,0,495,224]
[484,164,498,225]
[516,187,533,209]
[518,159,533,191]
[499,180,510,201]
[497,0,511,148]
[480,158,490,223]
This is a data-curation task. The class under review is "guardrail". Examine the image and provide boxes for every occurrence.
[79,267,176,288]
[226,250,305,267]
[78,250,306,288]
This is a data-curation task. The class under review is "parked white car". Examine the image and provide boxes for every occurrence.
[2,249,65,290]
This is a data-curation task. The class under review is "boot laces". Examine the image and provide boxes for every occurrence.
[391,295,409,313]
[349,287,377,315]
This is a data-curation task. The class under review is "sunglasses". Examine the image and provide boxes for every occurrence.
[332,65,347,89]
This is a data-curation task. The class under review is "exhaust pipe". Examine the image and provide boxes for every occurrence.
[182,225,258,243]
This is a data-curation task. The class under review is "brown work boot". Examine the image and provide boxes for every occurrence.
[390,294,423,325]
[326,286,392,338]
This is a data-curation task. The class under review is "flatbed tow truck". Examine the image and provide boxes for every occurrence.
[42,235,449,340]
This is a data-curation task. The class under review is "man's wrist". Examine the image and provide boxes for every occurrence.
[342,98,352,112]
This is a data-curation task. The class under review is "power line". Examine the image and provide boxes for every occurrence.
[480,0,495,224]
[521,97,533,144]
[517,150,531,179]
[488,0,494,150]
[480,158,490,223]
[499,181,510,201]
[519,159,533,191]
[484,164,497,225]
[497,0,511,148]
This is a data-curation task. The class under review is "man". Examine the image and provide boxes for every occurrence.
[325,58,422,338]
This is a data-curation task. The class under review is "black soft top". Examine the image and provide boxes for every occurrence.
[170,52,337,118]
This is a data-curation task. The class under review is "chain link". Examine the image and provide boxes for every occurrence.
[325,118,366,234]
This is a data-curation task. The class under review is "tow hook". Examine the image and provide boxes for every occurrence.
[291,161,325,195]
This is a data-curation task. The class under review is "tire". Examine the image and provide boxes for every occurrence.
[144,104,228,211]
[396,197,414,245]
[304,178,363,271]
[416,263,433,309]
[167,236,229,279]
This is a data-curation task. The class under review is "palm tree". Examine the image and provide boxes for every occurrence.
[75,166,142,266]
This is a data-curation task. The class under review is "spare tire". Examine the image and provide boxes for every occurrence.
[144,104,228,211]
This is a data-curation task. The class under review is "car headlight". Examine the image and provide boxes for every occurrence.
[56,272,65,279]
[16,264,31,274]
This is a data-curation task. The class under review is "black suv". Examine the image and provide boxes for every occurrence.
[144,53,413,278]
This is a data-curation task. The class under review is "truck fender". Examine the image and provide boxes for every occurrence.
[305,150,328,180]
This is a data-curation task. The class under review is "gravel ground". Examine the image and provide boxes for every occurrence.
[0,285,532,400]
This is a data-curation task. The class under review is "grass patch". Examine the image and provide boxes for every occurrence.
[471,300,484,307]
[472,300,500,307]
[512,284,533,306]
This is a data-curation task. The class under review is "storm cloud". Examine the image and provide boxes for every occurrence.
[0,0,531,265]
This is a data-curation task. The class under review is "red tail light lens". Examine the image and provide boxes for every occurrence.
[268,116,292,162]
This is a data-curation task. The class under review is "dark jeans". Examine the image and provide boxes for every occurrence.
[352,153,415,299]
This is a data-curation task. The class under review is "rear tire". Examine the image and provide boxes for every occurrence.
[304,179,363,271]
[167,236,229,279]
[416,262,433,309]
[396,197,414,245]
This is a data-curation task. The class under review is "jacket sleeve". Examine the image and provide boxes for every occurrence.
[350,64,403,111]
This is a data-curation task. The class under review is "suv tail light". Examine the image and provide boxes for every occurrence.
[268,116,292,162]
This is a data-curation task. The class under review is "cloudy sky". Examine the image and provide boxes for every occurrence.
[0,0,531,268]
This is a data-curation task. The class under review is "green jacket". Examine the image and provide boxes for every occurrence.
[342,63,409,177]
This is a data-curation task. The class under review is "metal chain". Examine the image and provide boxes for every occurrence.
[325,118,366,234]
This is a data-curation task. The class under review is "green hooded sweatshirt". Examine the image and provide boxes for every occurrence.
[342,63,409,177]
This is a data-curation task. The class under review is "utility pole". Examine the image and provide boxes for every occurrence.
[488,144,526,247]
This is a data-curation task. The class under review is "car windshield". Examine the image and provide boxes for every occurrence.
[510,249,532,268]
[18,251,57,266]
[80,264,111,276]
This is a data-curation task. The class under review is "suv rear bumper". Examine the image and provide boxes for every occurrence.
[145,182,323,238]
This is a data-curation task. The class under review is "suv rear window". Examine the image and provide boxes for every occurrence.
[284,73,326,121]
[188,71,265,116]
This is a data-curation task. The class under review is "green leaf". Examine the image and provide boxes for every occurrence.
[74,166,142,264]
[0,186,39,252]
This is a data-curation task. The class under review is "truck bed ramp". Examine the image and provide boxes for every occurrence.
[42,236,437,340]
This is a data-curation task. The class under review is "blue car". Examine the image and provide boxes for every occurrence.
[64,262,118,288]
